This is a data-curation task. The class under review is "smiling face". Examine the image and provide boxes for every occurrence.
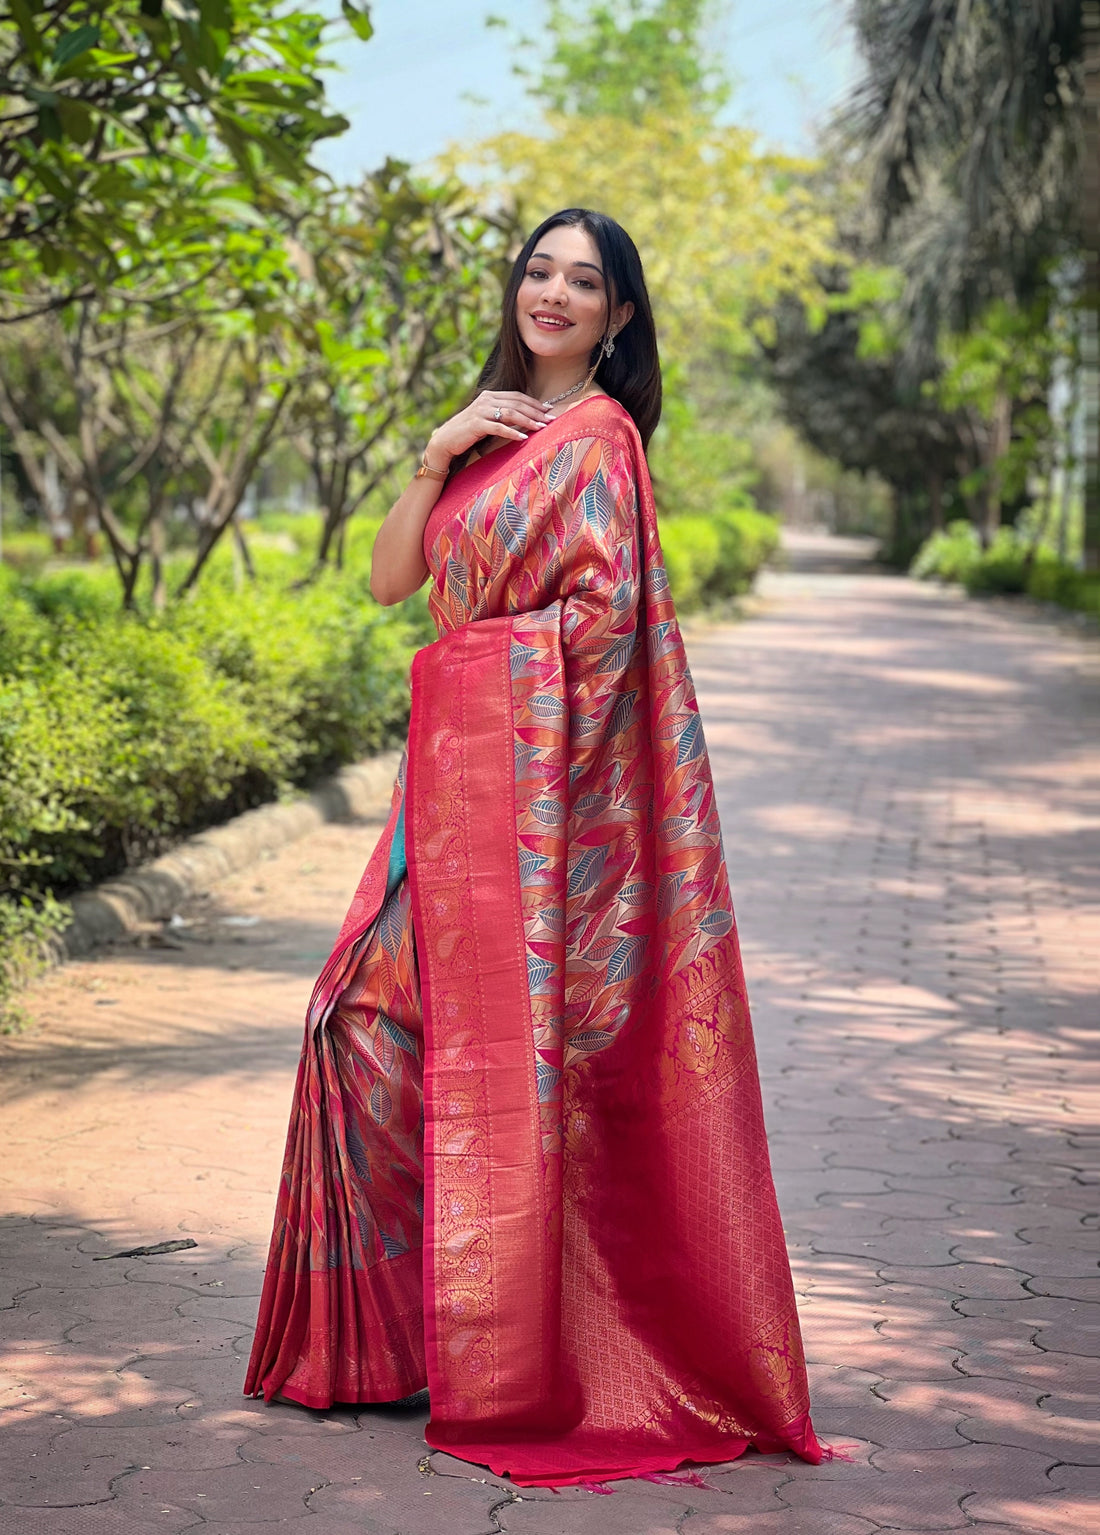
[515,223,631,367]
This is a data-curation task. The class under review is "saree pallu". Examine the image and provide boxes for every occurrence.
[245,394,822,1485]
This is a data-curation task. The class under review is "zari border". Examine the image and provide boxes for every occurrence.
[406,617,552,1430]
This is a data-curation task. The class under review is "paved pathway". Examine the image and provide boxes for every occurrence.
[2,532,1097,1534]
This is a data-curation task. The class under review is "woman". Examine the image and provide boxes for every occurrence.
[245,208,822,1487]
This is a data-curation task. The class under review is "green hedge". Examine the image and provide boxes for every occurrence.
[0,529,53,576]
[911,519,1100,618]
[1024,558,1100,619]
[661,507,780,612]
[0,540,432,1023]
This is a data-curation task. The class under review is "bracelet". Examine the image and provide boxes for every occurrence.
[414,447,448,482]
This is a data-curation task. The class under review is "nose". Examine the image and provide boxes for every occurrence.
[539,272,569,303]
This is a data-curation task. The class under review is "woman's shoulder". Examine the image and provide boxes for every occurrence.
[540,394,639,473]
[555,391,635,440]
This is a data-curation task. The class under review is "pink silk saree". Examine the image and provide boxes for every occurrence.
[245,394,822,1486]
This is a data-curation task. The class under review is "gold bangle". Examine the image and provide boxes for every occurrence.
[415,448,448,482]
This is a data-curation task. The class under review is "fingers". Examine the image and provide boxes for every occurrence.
[484,414,533,440]
[480,391,555,430]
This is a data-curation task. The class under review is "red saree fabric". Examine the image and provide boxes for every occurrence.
[245,394,821,1485]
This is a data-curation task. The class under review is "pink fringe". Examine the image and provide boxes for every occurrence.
[579,1480,616,1495]
[819,1443,858,1463]
[639,1469,716,1489]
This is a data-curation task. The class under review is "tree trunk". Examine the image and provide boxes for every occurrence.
[1057,339,1080,565]
[928,465,944,531]
[981,390,1013,547]
[231,516,256,584]
[175,380,292,596]
[1023,438,1057,579]
[311,452,350,572]
[149,511,167,612]
[313,495,343,569]
[1082,1,1100,572]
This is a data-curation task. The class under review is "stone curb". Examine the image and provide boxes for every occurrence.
[59,750,402,959]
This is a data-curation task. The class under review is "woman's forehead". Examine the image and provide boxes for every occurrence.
[531,225,601,267]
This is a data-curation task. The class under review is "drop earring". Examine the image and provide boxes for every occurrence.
[602,328,617,359]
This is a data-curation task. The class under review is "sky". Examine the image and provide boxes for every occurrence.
[313,0,861,182]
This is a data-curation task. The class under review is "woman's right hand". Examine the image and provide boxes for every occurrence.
[427,389,555,465]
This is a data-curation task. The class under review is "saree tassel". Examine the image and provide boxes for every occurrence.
[638,1469,716,1489]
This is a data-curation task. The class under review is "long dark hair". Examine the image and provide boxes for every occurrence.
[474,208,662,451]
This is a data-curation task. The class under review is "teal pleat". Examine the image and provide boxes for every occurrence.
[385,797,407,896]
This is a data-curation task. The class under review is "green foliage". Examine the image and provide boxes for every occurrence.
[0,893,66,1034]
[931,298,1060,511]
[496,0,729,123]
[287,165,513,571]
[0,542,431,1007]
[1,155,509,603]
[652,388,778,610]
[650,403,760,521]
[1026,561,1100,619]
[910,519,1034,592]
[910,520,983,584]
[964,533,1033,595]
[840,0,1094,567]
[0,528,52,574]
[660,507,780,612]
[911,519,1100,616]
[0,0,371,280]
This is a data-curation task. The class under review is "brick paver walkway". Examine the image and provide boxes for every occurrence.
[2,532,1097,1534]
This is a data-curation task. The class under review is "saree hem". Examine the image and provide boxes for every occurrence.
[243,1260,426,1409]
[262,1377,429,1412]
[423,1408,823,1487]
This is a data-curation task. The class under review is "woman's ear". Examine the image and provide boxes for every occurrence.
[611,299,635,336]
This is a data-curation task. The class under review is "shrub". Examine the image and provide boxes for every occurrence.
[1,586,431,901]
[1026,560,1100,619]
[0,528,52,576]
[660,507,779,612]
[910,520,982,584]
[707,507,781,599]
[26,563,127,622]
[912,521,1100,621]
[661,515,723,612]
[0,894,66,1033]
[963,529,1031,594]
[0,544,433,1016]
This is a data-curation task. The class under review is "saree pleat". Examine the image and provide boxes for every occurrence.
[246,394,821,1484]
[244,800,428,1408]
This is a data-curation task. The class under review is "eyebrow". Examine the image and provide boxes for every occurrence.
[528,250,604,276]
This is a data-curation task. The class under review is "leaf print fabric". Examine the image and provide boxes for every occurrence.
[245,835,427,1407]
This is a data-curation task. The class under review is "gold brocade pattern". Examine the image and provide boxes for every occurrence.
[412,648,497,1421]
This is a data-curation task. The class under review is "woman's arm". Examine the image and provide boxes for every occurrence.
[370,389,556,606]
[367,450,445,607]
